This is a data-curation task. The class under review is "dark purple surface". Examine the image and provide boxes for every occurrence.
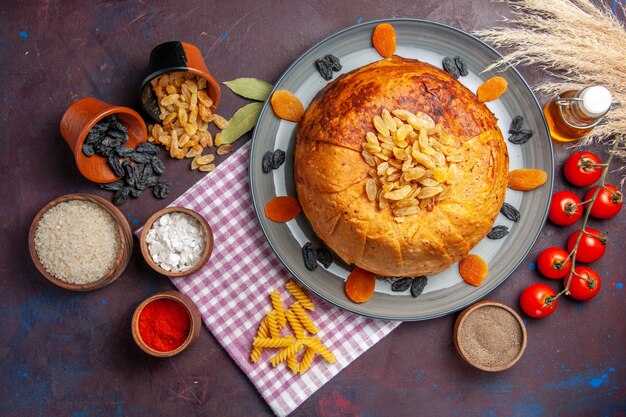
[1,1,625,416]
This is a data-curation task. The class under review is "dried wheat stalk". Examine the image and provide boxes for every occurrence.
[474,0,625,179]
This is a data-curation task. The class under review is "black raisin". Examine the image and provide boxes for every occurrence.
[144,175,159,188]
[262,151,273,173]
[453,56,469,76]
[112,187,130,206]
[509,115,524,133]
[271,149,286,169]
[410,276,428,298]
[130,152,152,164]
[315,59,333,81]
[442,57,460,78]
[487,225,510,239]
[109,119,128,134]
[99,180,124,191]
[500,202,521,222]
[107,156,125,177]
[508,129,533,145]
[94,141,114,157]
[129,187,142,198]
[151,157,165,176]
[316,247,333,268]
[123,160,135,187]
[84,131,103,146]
[391,278,412,292]
[114,145,134,158]
[82,143,95,157]
[324,54,342,71]
[107,130,126,142]
[131,163,144,187]
[135,142,160,155]
[302,242,318,271]
[153,180,171,199]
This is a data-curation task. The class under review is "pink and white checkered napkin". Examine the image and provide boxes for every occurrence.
[136,141,399,417]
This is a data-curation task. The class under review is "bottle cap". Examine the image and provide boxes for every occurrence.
[580,86,612,117]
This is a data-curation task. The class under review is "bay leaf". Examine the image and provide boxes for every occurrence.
[223,78,273,101]
[220,102,264,144]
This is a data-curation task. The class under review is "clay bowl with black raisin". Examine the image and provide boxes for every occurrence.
[60,97,147,183]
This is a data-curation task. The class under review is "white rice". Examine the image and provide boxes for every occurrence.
[34,200,121,285]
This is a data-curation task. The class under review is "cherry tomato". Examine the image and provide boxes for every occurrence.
[563,151,602,187]
[584,184,623,219]
[519,283,558,318]
[565,266,601,301]
[548,191,583,226]
[567,227,606,263]
[537,247,572,279]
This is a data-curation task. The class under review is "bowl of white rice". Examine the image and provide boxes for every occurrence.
[28,193,133,291]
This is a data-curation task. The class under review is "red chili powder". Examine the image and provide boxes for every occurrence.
[138,298,191,352]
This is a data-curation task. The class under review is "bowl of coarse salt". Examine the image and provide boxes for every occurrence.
[139,207,213,277]
[28,193,133,291]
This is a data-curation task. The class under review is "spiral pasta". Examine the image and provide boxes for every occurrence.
[249,316,270,363]
[302,337,336,363]
[267,310,281,338]
[298,347,316,374]
[270,290,287,328]
[253,336,295,348]
[287,352,299,374]
[285,308,305,339]
[248,283,335,373]
[285,281,315,311]
[270,341,303,367]
[290,301,319,334]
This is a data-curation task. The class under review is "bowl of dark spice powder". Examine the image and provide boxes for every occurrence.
[28,193,133,291]
[453,300,527,372]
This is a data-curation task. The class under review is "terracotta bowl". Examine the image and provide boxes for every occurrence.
[453,300,527,372]
[28,193,133,291]
[131,290,202,358]
[139,41,221,122]
[60,97,148,183]
[139,207,213,277]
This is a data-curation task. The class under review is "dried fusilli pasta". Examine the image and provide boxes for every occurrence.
[285,308,305,339]
[287,352,300,374]
[267,310,281,338]
[270,341,303,367]
[298,347,316,374]
[302,337,336,363]
[290,301,319,334]
[270,290,287,328]
[253,336,295,348]
[249,316,270,363]
[285,280,315,311]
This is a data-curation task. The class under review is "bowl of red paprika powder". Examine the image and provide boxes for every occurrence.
[131,290,202,357]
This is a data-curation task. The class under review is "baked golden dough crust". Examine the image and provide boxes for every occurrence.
[294,56,509,276]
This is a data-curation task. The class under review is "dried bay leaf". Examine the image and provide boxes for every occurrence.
[220,102,263,144]
[223,78,273,101]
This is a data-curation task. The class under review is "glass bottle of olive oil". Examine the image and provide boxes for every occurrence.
[543,86,616,143]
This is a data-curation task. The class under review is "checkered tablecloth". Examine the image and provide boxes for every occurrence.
[136,141,399,417]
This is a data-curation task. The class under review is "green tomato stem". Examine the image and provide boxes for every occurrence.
[555,138,622,300]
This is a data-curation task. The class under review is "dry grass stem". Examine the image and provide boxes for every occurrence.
[474,0,625,180]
